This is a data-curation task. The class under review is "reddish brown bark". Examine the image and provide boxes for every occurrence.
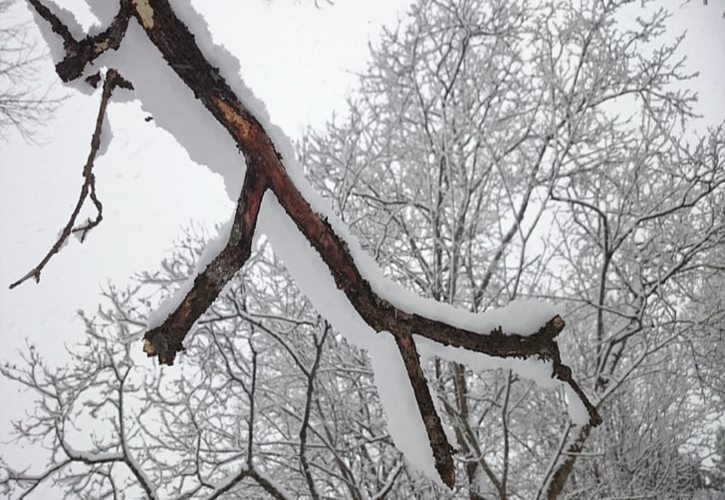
[143,166,267,364]
[24,0,602,489]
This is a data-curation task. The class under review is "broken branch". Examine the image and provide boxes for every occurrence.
[27,0,132,82]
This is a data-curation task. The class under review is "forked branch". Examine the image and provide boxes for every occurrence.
[23,0,602,488]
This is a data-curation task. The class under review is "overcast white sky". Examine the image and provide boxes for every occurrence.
[0,0,722,471]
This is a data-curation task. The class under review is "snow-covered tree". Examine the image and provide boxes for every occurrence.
[2,235,439,498]
[302,0,725,496]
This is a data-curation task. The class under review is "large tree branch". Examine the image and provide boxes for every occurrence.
[24,0,602,489]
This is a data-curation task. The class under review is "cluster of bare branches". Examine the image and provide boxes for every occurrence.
[0,0,62,140]
[302,0,725,496]
[1,238,433,498]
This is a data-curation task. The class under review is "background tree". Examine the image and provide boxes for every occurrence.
[1,234,441,498]
[711,427,725,491]
[302,0,725,497]
[0,0,60,139]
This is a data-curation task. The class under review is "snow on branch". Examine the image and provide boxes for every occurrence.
[21,0,602,488]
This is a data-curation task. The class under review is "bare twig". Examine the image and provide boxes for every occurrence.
[9,68,132,289]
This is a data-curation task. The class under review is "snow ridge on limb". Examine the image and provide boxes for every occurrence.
[25,0,602,488]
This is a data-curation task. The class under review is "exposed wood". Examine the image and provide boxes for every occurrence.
[143,165,267,365]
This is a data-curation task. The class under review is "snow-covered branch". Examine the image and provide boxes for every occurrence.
[21,0,603,488]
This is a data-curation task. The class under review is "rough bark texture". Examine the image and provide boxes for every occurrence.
[542,424,593,500]
[25,0,602,490]
[393,330,455,487]
[143,166,267,364]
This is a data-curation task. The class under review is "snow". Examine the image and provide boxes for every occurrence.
[415,335,560,390]
[416,334,595,426]
[204,465,293,500]
[86,0,118,30]
[84,0,562,336]
[146,214,236,328]
[61,439,123,463]
[27,0,84,65]
[195,216,234,273]
[257,192,441,480]
[145,274,193,330]
[34,0,586,484]
[94,20,246,199]
[98,112,113,157]
[564,385,591,426]
[257,193,373,347]
[367,333,444,486]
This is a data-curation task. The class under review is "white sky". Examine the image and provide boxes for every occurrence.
[0,0,722,473]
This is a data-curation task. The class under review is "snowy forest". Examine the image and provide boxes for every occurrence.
[1,0,724,498]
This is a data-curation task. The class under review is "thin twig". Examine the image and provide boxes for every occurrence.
[9,68,132,289]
